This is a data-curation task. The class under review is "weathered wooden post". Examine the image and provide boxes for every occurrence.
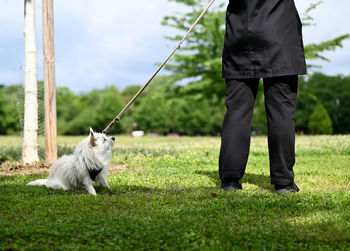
[43,0,57,164]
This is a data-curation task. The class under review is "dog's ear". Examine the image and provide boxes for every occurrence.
[89,128,96,146]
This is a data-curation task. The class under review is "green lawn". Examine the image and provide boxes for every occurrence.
[1,135,350,250]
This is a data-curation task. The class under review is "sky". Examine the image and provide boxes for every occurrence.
[0,0,349,93]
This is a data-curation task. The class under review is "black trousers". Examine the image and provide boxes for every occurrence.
[219,75,298,186]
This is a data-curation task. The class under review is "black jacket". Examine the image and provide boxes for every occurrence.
[222,0,307,79]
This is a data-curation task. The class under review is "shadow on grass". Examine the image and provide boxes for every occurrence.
[0,145,74,163]
[2,168,271,196]
[195,170,273,191]
[1,170,350,250]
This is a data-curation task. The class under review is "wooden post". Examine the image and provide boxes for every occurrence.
[43,0,57,164]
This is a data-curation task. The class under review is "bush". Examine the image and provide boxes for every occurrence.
[308,103,333,134]
[0,86,6,134]
[132,93,171,134]
[169,97,214,135]
[296,73,350,134]
[0,85,22,135]
[92,87,125,134]
[63,86,125,134]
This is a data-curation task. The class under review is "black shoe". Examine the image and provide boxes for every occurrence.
[274,183,300,194]
[221,178,242,191]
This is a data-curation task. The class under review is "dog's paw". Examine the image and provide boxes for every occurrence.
[86,187,97,196]
[90,191,97,196]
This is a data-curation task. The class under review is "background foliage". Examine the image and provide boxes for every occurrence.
[1,72,349,136]
[308,103,333,134]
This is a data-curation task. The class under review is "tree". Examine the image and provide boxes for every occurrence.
[308,103,333,134]
[170,97,214,135]
[56,87,79,135]
[132,93,171,134]
[121,85,143,106]
[161,0,349,135]
[130,79,174,134]
[296,73,350,134]
[161,0,226,101]
[1,85,23,135]
[92,86,125,134]
[61,86,126,135]
[162,0,349,99]
[23,0,39,163]
[0,86,6,134]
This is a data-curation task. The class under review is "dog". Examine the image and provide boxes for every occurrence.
[27,128,115,196]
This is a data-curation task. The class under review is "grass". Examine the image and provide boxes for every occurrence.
[0,135,350,250]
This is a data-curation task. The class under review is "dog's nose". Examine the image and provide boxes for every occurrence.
[111,137,115,141]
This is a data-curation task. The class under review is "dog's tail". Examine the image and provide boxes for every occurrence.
[27,179,48,186]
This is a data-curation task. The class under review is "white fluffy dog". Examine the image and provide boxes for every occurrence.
[27,128,115,196]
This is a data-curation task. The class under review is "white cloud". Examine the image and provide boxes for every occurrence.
[295,0,350,74]
[45,0,190,89]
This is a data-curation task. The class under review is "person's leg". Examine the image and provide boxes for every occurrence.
[219,78,259,183]
[263,75,298,187]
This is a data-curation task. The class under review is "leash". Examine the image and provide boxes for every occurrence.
[102,0,216,134]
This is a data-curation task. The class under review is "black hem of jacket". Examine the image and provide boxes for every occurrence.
[222,70,307,79]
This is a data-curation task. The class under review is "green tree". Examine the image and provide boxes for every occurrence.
[121,85,143,106]
[169,97,214,135]
[162,0,226,101]
[119,85,145,134]
[130,78,174,134]
[132,93,171,134]
[0,85,6,134]
[162,0,349,99]
[162,0,349,135]
[308,103,333,134]
[92,86,125,134]
[296,73,350,134]
[64,86,125,135]
[56,87,79,135]
[0,85,22,135]
[129,76,218,135]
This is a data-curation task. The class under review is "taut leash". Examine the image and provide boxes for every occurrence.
[103,0,215,134]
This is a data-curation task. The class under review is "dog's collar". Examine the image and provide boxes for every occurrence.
[82,158,103,181]
[88,168,103,181]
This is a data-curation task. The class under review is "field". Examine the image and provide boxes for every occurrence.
[1,135,350,250]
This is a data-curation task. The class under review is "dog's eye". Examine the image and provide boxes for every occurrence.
[104,138,107,142]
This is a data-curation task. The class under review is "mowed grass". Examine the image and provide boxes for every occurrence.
[0,135,350,250]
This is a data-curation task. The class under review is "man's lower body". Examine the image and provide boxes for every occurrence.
[219,75,299,193]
